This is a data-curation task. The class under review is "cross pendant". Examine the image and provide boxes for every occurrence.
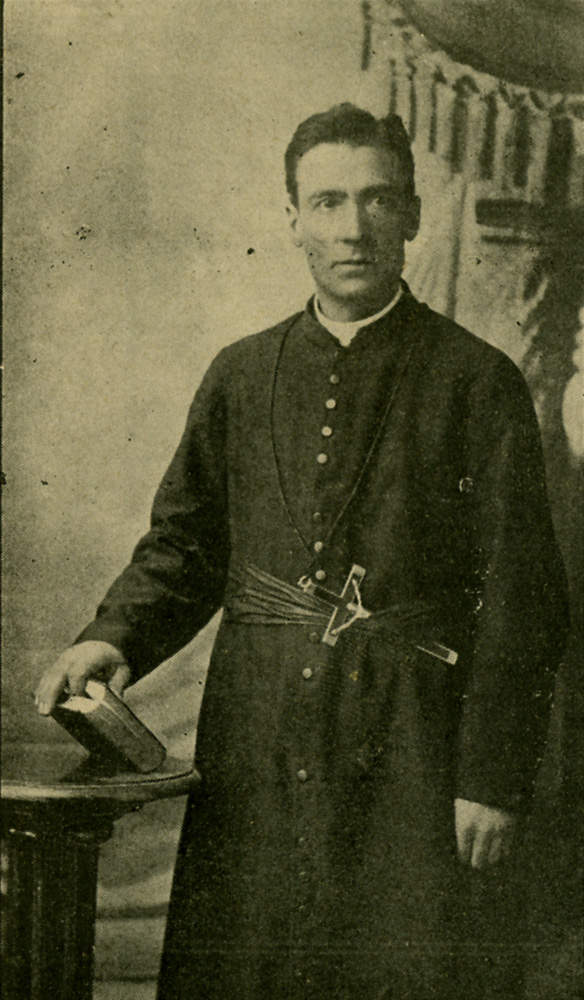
[298,564,371,646]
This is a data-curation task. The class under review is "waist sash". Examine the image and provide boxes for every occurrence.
[224,563,458,665]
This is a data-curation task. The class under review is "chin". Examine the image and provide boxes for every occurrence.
[336,282,397,309]
[330,278,379,301]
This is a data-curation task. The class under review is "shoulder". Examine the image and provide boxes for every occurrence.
[409,299,539,441]
[214,311,304,370]
[187,311,303,402]
[410,297,527,391]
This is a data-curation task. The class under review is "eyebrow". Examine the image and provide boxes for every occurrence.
[361,184,401,196]
[307,183,406,204]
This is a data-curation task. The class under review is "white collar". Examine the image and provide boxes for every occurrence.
[314,285,402,347]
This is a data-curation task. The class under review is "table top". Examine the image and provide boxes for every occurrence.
[2,742,200,803]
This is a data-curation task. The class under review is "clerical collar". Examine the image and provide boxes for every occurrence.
[314,284,402,347]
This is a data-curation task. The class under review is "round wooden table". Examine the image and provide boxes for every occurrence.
[1,743,200,1000]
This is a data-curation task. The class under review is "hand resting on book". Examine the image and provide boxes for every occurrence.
[35,641,131,716]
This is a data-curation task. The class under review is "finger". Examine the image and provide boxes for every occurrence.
[456,822,474,865]
[108,664,131,698]
[470,826,491,869]
[455,799,475,864]
[495,824,515,865]
[92,662,121,686]
[36,666,70,715]
[471,828,493,870]
[487,834,504,866]
[66,662,92,696]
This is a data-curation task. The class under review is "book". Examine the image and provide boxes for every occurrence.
[51,680,167,773]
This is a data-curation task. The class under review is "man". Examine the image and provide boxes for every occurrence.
[36,105,569,999]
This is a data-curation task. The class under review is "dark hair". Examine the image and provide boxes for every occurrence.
[285,103,415,206]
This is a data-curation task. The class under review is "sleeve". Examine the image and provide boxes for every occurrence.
[456,355,570,812]
[76,349,231,681]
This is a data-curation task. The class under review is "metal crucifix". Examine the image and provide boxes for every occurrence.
[298,564,371,646]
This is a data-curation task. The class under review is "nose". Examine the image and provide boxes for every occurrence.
[338,198,368,242]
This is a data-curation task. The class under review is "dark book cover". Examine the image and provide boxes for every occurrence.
[51,680,167,773]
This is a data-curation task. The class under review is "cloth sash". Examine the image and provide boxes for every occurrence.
[224,563,458,665]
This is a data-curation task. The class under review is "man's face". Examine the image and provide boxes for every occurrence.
[288,142,420,321]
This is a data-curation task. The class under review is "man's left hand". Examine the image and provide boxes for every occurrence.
[455,798,517,870]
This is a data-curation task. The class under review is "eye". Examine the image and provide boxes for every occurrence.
[315,195,341,211]
[369,193,392,210]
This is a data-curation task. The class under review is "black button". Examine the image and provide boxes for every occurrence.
[312,511,322,523]
[308,631,320,644]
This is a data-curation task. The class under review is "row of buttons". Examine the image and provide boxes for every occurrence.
[297,635,318,779]
[316,400,337,464]
[298,631,319,780]
[313,532,326,579]
[315,378,339,468]
[296,373,340,933]
[295,366,343,790]
[313,372,340,578]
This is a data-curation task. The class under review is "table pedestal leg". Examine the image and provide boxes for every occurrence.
[2,802,115,1000]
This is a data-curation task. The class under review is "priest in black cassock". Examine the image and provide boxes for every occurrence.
[37,105,569,999]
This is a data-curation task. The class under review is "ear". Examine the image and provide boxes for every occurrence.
[404,195,421,242]
[286,202,304,248]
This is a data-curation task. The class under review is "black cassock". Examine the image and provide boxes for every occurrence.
[80,286,569,999]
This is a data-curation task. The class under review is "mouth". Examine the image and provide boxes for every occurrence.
[333,259,375,267]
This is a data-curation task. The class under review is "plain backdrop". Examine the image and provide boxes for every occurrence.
[3,0,386,741]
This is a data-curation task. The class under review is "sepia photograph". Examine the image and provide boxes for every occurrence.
[2,2,583,998]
